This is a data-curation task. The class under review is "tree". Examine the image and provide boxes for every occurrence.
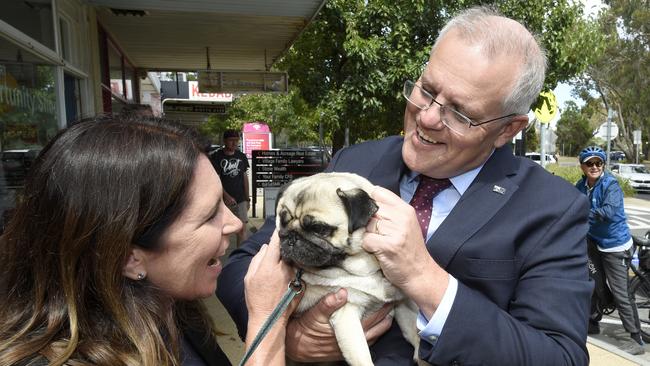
[555,101,594,156]
[573,0,649,160]
[199,89,321,146]
[278,0,605,151]
[526,126,539,153]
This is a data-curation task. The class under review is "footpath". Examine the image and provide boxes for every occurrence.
[204,196,650,365]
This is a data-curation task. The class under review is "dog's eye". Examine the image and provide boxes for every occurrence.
[309,223,335,237]
[280,210,292,226]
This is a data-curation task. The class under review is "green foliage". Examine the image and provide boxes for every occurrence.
[573,0,650,160]
[199,89,321,146]
[555,101,595,156]
[499,0,605,89]
[277,0,607,150]
[546,164,636,196]
[525,126,539,152]
[545,164,584,186]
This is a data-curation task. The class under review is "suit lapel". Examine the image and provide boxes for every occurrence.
[428,146,520,268]
[366,137,407,195]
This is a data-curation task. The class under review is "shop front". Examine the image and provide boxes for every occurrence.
[0,0,97,227]
[0,0,326,228]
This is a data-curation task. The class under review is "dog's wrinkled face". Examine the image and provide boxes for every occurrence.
[275,173,378,269]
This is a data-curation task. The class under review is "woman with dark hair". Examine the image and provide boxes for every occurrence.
[0,118,295,365]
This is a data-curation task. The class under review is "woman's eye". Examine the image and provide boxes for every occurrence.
[206,209,219,222]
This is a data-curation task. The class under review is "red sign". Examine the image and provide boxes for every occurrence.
[243,132,271,159]
[189,81,232,102]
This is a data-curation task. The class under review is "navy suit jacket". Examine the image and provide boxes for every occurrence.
[217,136,592,366]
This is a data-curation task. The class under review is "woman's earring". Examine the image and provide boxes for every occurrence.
[137,272,146,280]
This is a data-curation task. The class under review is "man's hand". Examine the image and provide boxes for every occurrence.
[285,288,394,362]
[363,186,449,318]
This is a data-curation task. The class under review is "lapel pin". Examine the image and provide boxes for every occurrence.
[492,185,506,195]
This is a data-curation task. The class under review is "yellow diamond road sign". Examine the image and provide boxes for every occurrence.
[533,91,557,124]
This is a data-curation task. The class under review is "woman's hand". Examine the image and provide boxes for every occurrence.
[243,231,299,365]
[244,231,298,326]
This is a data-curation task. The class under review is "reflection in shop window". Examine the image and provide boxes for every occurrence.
[0,62,59,229]
[0,0,55,51]
[0,64,58,150]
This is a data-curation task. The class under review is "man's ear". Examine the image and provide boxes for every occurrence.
[123,247,148,281]
[494,115,529,148]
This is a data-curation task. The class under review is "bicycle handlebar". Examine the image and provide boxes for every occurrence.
[633,235,650,248]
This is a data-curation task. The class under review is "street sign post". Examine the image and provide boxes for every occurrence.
[634,130,642,164]
[533,91,558,168]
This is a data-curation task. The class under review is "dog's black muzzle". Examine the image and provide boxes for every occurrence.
[279,229,346,268]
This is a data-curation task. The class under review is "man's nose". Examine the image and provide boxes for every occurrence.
[417,104,445,130]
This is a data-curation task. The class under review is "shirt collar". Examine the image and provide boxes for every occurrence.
[405,149,494,195]
[405,163,485,196]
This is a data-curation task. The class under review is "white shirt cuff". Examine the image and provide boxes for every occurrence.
[416,275,458,345]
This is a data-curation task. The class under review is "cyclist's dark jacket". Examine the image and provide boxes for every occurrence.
[575,171,631,250]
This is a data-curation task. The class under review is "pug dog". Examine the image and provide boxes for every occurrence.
[276,172,419,366]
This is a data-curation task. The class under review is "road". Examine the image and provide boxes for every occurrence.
[629,193,650,236]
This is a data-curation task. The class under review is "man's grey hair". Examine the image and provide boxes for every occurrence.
[433,6,547,116]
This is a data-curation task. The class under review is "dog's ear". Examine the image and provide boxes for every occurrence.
[336,188,378,233]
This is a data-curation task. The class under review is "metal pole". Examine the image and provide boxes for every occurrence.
[540,122,547,168]
[606,108,613,170]
[319,114,325,166]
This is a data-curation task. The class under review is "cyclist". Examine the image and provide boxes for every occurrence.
[575,146,645,355]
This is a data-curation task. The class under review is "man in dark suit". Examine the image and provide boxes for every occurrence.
[218,6,592,365]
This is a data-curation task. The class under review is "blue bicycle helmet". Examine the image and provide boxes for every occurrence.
[579,146,606,163]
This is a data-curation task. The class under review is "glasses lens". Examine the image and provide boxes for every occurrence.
[584,160,603,167]
[404,81,430,110]
[441,108,472,136]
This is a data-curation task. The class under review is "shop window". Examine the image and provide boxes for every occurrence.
[0,38,59,228]
[98,27,139,113]
[64,73,82,123]
[0,0,55,51]
[108,42,123,98]
[125,64,135,102]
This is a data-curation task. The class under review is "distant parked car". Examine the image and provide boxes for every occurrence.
[609,151,626,162]
[611,163,650,193]
[525,152,557,165]
[1,149,41,186]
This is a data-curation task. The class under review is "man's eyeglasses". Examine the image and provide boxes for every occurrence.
[582,160,604,168]
[402,80,516,136]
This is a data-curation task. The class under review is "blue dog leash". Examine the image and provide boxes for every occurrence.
[238,268,303,366]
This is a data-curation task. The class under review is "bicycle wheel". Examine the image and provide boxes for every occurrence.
[630,274,650,343]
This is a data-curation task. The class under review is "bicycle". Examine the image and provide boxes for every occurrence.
[629,231,650,342]
[590,233,650,342]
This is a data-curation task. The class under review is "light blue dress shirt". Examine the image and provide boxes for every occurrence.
[399,164,484,345]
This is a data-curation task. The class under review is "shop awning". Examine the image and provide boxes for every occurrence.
[86,0,327,71]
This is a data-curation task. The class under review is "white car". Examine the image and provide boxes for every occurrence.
[611,164,650,193]
[525,152,557,165]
